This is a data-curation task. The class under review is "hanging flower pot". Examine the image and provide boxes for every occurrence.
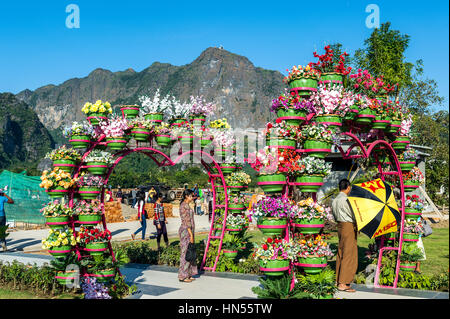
[77,213,102,225]
[372,116,391,130]
[85,242,108,256]
[89,268,116,283]
[403,180,419,192]
[288,77,318,96]
[189,115,206,127]
[200,137,213,148]
[392,136,410,151]
[86,113,108,126]
[266,138,297,151]
[179,135,194,146]
[404,208,422,221]
[293,218,325,234]
[155,135,172,147]
[45,216,70,229]
[314,114,342,131]
[85,162,108,175]
[105,137,128,151]
[69,135,91,149]
[402,233,419,242]
[78,187,101,200]
[52,160,77,173]
[120,105,140,119]
[384,120,402,134]
[219,164,237,175]
[399,161,415,172]
[276,108,308,126]
[355,108,375,125]
[48,245,72,258]
[399,262,416,272]
[55,270,78,285]
[319,72,344,85]
[144,112,164,124]
[259,259,290,276]
[343,106,359,121]
[46,187,70,199]
[302,140,332,159]
[294,175,324,193]
[256,174,286,193]
[257,217,287,236]
[131,128,151,142]
[223,250,238,259]
[226,227,243,235]
[228,203,246,211]
[295,256,327,274]
[171,118,187,126]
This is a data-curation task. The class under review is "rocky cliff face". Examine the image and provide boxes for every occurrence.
[0,93,54,170]
[16,47,284,130]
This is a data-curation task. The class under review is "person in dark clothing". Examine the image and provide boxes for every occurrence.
[154,193,169,250]
[0,188,14,252]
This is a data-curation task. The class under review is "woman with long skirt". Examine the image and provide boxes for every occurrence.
[178,189,198,283]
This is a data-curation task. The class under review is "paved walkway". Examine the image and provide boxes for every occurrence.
[0,252,447,299]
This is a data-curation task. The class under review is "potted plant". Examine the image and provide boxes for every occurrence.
[81,100,113,126]
[50,252,80,285]
[193,126,213,148]
[295,234,333,274]
[165,97,191,125]
[189,95,216,127]
[40,168,77,198]
[253,237,296,276]
[299,122,333,159]
[218,158,242,175]
[74,199,103,225]
[397,147,418,172]
[128,117,154,142]
[76,226,112,256]
[399,243,423,272]
[225,171,251,192]
[64,121,94,149]
[270,90,317,126]
[213,214,225,237]
[81,250,129,283]
[211,123,235,159]
[402,167,424,192]
[295,267,337,299]
[151,122,172,147]
[371,99,392,130]
[41,200,74,229]
[248,147,286,193]
[402,219,425,242]
[310,45,351,84]
[283,65,321,96]
[76,174,105,200]
[45,145,81,173]
[228,194,247,211]
[292,156,332,193]
[392,115,412,151]
[226,214,246,234]
[290,198,330,234]
[120,105,140,119]
[84,150,114,175]
[99,115,130,150]
[384,100,403,134]
[310,83,355,131]
[42,228,77,258]
[171,121,194,146]
[250,197,291,236]
[404,195,424,221]
[264,120,298,150]
[140,89,172,124]
[221,234,241,259]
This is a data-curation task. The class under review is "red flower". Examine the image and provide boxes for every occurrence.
[262,244,268,250]
[267,237,273,243]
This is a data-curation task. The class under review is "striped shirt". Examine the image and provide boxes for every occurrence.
[154,203,165,224]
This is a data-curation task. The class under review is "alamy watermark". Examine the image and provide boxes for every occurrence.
[365,4,380,29]
[65,4,80,29]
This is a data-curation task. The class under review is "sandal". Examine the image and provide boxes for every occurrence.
[131,234,135,241]
[179,278,193,283]
[337,286,356,293]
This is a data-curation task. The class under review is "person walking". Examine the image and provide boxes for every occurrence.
[0,187,14,252]
[131,188,137,208]
[332,179,357,293]
[131,191,147,240]
[154,193,169,250]
[116,187,123,203]
[178,189,198,283]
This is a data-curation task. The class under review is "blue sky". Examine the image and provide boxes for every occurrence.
[0,0,448,111]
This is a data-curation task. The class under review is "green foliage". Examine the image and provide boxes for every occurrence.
[401,243,424,263]
[109,274,137,299]
[0,225,9,239]
[222,233,241,251]
[49,252,80,271]
[295,267,337,299]
[252,274,311,299]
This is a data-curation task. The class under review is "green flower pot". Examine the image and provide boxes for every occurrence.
[69,135,91,149]
[294,175,324,193]
[223,250,238,259]
[293,218,324,234]
[266,138,296,150]
[144,112,164,123]
[403,180,419,192]
[105,137,128,150]
[219,164,237,175]
[259,259,290,276]
[404,208,422,221]
[355,108,375,125]
[131,128,151,142]
[276,108,308,126]
[85,242,108,256]
[155,135,172,147]
[53,159,77,173]
[77,214,102,225]
[120,105,140,119]
[288,77,318,96]
[200,138,213,148]
[46,187,70,199]
[256,174,286,193]
[399,161,415,172]
[78,187,101,200]
[320,72,344,84]
[302,140,332,158]
[171,118,187,125]
[314,114,342,131]
[55,270,78,285]
[399,262,416,272]
[86,112,108,126]
[372,116,390,130]
[392,136,410,151]
[85,161,108,175]
[90,269,115,283]
[344,106,359,121]
[49,245,72,258]
[402,233,419,241]
[45,216,70,229]
[228,203,246,211]
[190,115,206,127]
[257,217,287,236]
[384,120,401,134]
[179,136,194,146]
[296,256,327,274]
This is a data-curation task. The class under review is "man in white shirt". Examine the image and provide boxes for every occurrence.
[332,179,357,293]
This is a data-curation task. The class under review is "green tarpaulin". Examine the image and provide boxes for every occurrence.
[0,170,49,224]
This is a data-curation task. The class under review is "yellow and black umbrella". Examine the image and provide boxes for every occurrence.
[347,178,401,238]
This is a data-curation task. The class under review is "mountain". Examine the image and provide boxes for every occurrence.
[16,47,285,131]
[0,93,54,173]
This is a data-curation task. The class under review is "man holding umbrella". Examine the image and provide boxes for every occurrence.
[332,179,357,293]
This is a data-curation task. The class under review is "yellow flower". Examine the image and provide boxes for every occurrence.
[91,105,99,112]
[99,106,106,113]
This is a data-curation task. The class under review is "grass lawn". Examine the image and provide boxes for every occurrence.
[0,288,79,299]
